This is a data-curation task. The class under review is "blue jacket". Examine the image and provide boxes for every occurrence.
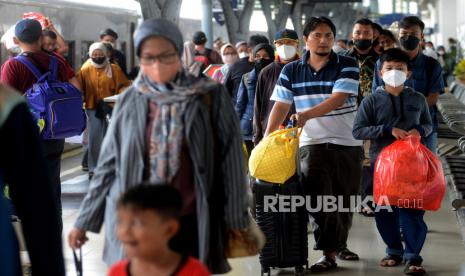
[353,86,432,163]
[235,68,258,140]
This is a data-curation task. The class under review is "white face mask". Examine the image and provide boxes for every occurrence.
[382,70,407,88]
[238,52,249,59]
[277,45,297,60]
[223,54,238,65]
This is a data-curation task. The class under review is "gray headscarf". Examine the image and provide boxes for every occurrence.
[134,18,184,57]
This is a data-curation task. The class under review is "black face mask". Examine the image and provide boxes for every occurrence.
[92,57,106,65]
[400,36,420,51]
[254,58,273,73]
[354,39,372,51]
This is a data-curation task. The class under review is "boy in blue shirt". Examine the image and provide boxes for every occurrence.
[353,48,432,275]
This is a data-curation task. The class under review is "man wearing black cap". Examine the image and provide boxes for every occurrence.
[100,28,127,75]
[254,29,300,145]
[0,19,77,234]
[192,31,222,70]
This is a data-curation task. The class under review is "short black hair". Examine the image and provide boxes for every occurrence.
[303,17,336,38]
[354,18,374,27]
[399,16,425,32]
[248,34,269,49]
[372,22,383,34]
[379,48,410,69]
[42,30,57,40]
[100,28,118,39]
[117,184,183,220]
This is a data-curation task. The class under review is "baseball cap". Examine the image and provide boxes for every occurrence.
[14,19,42,43]
[193,31,207,45]
[274,29,299,43]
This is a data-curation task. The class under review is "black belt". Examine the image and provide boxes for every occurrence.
[308,143,358,150]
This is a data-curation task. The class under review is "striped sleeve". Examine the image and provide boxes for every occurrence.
[270,64,294,104]
[333,58,359,95]
[214,86,249,229]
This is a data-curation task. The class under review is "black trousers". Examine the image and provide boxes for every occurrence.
[300,144,363,252]
[40,139,65,232]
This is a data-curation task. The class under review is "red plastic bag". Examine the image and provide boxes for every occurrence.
[374,135,445,211]
[22,12,48,29]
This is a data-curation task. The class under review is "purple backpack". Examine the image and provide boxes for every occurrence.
[15,55,86,139]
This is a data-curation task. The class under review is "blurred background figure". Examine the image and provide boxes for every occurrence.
[212,43,238,83]
[182,41,204,78]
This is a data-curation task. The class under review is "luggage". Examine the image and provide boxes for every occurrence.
[374,135,446,211]
[15,55,86,139]
[255,176,308,276]
[249,127,301,184]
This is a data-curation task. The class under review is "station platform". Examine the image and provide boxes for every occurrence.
[60,154,465,275]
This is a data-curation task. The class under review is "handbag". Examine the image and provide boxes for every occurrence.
[225,213,266,258]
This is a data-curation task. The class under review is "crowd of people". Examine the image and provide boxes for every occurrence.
[0,12,459,276]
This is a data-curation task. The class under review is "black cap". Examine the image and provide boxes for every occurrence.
[193,31,207,45]
[100,28,118,39]
[15,19,42,43]
[274,29,299,43]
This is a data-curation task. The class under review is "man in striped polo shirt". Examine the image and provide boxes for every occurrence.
[265,17,363,272]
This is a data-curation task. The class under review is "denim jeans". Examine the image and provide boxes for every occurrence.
[423,131,438,154]
[375,207,427,263]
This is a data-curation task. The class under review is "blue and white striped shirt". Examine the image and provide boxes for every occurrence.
[271,51,362,146]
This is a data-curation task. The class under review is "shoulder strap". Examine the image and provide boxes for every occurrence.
[48,56,58,81]
[14,55,43,80]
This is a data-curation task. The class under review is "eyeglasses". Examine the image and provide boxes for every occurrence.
[140,52,178,65]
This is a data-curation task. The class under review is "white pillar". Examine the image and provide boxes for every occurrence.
[438,0,457,47]
[201,0,213,49]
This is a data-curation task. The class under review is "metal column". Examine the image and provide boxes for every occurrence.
[201,0,213,49]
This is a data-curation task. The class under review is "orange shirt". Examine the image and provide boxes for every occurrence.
[108,257,211,276]
[77,60,131,109]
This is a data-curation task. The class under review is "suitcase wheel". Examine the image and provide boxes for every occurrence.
[294,266,305,276]
[261,266,271,276]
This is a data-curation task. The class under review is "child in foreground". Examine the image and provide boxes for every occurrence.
[108,184,210,276]
[353,48,432,275]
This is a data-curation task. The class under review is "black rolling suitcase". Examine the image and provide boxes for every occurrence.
[255,175,308,276]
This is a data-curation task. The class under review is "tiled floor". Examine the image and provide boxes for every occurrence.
[62,198,465,276]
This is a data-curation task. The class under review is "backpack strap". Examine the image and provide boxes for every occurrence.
[48,56,58,81]
[14,55,51,82]
[14,55,43,80]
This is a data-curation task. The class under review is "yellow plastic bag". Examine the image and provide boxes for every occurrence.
[249,128,301,184]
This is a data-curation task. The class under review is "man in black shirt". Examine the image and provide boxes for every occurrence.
[100,28,127,75]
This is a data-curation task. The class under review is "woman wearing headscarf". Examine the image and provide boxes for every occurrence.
[68,19,249,273]
[77,42,130,178]
[212,43,238,83]
[235,43,274,155]
[182,41,203,77]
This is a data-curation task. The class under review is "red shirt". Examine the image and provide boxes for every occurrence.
[51,51,75,79]
[108,257,211,276]
[0,51,74,94]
